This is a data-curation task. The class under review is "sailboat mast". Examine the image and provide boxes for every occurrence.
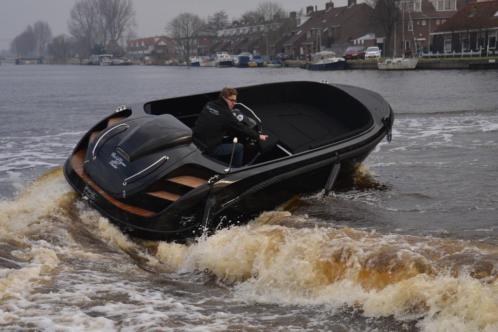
[402,1,405,57]
[393,18,397,57]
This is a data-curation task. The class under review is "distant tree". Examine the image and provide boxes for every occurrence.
[240,10,264,25]
[256,2,286,22]
[367,0,401,57]
[167,13,205,64]
[97,0,136,51]
[239,2,286,25]
[48,34,75,63]
[207,11,229,31]
[10,25,36,57]
[125,30,138,44]
[33,21,52,57]
[68,0,135,57]
[68,0,101,58]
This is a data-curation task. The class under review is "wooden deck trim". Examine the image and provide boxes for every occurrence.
[88,130,101,143]
[71,150,155,217]
[146,191,180,201]
[167,175,207,188]
[107,116,126,127]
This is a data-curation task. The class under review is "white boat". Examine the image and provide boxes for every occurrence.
[109,58,133,66]
[378,57,418,70]
[89,54,113,65]
[308,51,347,71]
[377,0,418,71]
[189,56,201,67]
[200,56,215,67]
[214,52,234,67]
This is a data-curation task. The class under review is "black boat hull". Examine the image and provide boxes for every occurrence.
[308,60,348,71]
[63,81,393,241]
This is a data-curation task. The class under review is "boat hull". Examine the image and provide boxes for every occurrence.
[63,81,393,241]
[64,135,382,240]
[308,60,347,70]
[378,58,418,70]
[216,60,233,67]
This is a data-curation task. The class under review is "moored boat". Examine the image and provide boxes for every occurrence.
[63,81,394,241]
[214,52,234,67]
[378,57,418,70]
[189,57,201,67]
[308,51,347,70]
[235,53,252,68]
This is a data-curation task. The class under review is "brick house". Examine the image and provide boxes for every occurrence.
[127,36,176,64]
[430,0,498,55]
[390,0,467,56]
[213,15,297,56]
[195,31,218,56]
[283,1,383,59]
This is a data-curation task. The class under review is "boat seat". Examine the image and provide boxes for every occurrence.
[167,176,207,188]
[146,190,180,201]
[145,176,207,202]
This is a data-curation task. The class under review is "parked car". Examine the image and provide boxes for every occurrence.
[343,46,366,60]
[365,46,382,58]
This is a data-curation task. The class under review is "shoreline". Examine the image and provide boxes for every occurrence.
[4,56,498,70]
[345,57,498,70]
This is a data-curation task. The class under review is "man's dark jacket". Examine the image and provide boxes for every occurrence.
[193,99,259,152]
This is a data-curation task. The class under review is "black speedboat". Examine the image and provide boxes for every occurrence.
[64,81,393,240]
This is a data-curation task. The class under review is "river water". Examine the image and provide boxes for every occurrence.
[0,64,497,331]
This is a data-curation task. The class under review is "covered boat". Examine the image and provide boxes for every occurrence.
[64,81,394,241]
[308,51,347,70]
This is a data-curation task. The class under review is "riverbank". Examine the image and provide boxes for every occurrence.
[4,56,498,70]
[345,57,498,70]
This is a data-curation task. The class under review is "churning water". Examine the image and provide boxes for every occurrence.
[0,64,497,331]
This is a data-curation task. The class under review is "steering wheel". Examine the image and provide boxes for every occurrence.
[232,107,263,145]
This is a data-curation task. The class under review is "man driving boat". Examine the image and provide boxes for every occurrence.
[193,87,268,167]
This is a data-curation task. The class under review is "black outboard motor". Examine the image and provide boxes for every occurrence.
[85,114,196,198]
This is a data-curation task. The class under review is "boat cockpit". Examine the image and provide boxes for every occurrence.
[143,82,374,168]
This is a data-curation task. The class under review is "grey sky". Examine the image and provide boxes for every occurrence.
[0,0,347,51]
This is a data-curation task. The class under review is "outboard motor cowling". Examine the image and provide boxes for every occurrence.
[117,114,192,162]
[84,114,196,198]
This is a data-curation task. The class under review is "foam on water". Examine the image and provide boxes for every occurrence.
[1,169,497,331]
[0,132,81,194]
[153,215,497,332]
[391,113,498,147]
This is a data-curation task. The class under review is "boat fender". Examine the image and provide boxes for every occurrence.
[202,174,222,233]
[325,162,341,195]
[201,196,216,233]
[382,113,394,143]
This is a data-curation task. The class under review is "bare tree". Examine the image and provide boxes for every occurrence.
[10,25,36,57]
[68,0,135,57]
[97,0,136,53]
[33,21,52,57]
[68,0,101,58]
[207,11,229,31]
[167,13,205,64]
[367,0,401,57]
[240,10,264,25]
[48,34,75,63]
[256,2,287,22]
